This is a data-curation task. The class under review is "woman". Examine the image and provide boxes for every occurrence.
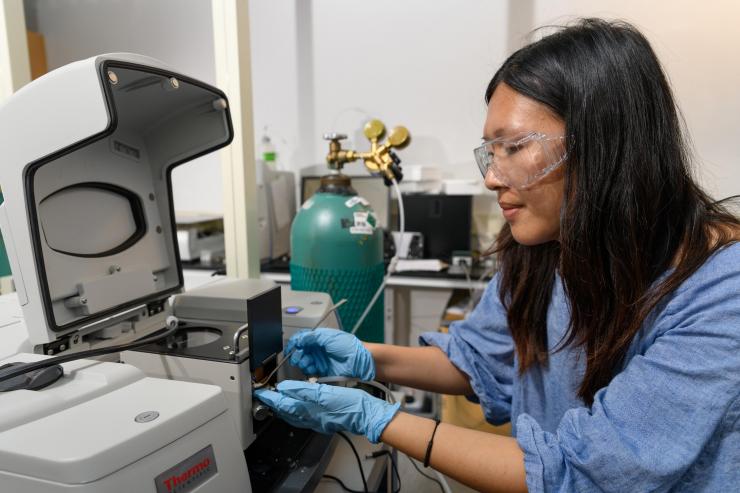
[256,19,740,492]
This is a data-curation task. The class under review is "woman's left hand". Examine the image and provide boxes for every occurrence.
[254,380,400,443]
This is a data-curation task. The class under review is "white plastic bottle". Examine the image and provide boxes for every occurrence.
[261,133,276,169]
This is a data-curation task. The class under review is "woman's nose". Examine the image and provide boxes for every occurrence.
[484,167,506,191]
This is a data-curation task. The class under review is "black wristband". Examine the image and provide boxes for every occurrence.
[423,419,441,468]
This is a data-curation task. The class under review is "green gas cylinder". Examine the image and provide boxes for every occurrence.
[290,174,384,342]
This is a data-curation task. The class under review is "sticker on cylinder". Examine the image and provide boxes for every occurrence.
[302,198,315,210]
[345,196,370,208]
[349,211,376,235]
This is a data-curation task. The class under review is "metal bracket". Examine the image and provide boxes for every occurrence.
[232,322,249,360]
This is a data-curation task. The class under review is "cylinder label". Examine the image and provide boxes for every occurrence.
[349,211,376,235]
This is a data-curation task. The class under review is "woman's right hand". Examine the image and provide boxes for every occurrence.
[284,328,376,380]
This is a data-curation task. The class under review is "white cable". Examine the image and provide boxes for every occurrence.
[477,265,495,283]
[316,376,397,404]
[393,177,406,257]
[350,177,405,335]
[460,262,474,299]
[462,262,497,312]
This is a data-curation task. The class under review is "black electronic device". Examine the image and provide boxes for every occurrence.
[403,194,472,261]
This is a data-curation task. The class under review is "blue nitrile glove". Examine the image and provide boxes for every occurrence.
[285,328,375,380]
[254,380,400,443]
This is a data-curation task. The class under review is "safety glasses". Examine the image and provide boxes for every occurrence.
[473,132,568,189]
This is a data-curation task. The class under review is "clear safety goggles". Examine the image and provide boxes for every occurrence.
[473,132,568,189]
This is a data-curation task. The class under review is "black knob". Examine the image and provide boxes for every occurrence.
[383,162,404,186]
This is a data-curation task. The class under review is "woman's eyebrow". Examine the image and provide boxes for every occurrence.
[482,127,515,141]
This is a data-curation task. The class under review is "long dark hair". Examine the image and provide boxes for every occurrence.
[487,19,739,405]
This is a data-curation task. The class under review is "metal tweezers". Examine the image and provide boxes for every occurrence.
[252,298,347,389]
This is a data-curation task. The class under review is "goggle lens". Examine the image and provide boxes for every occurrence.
[474,133,566,189]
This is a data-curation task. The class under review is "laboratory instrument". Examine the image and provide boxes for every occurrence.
[0,53,343,492]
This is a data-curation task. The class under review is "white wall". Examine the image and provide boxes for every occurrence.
[247,0,302,174]
[251,0,739,201]
[249,0,514,180]
[26,0,223,213]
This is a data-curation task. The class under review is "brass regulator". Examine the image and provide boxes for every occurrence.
[323,119,410,185]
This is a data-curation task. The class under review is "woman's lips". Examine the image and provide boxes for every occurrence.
[499,202,523,220]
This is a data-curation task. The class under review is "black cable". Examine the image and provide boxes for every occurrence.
[0,320,180,387]
[368,450,401,493]
[321,474,366,493]
[406,454,445,493]
[372,451,401,492]
[336,431,369,493]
